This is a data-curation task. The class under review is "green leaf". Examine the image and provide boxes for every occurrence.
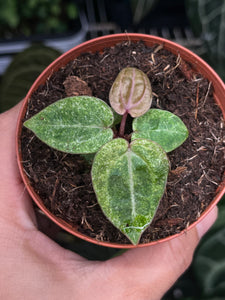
[194,226,225,297]
[186,0,225,80]
[109,67,152,118]
[132,109,188,152]
[0,0,19,28]
[92,138,169,245]
[131,0,159,24]
[0,44,61,112]
[24,96,114,154]
[193,205,225,297]
[82,153,96,165]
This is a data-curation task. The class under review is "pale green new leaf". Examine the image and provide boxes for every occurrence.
[24,96,114,154]
[132,109,188,152]
[109,67,152,118]
[92,138,169,245]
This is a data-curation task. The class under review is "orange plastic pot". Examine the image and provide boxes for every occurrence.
[16,33,225,249]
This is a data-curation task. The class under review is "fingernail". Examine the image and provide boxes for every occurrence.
[196,206,218,239]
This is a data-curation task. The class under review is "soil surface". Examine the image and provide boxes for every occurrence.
[20,40,225,244]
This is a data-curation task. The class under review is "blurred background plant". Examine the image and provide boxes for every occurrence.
[0,0,79,38]
[0,1,224,298]
[0,44,61,112]
[185,0,225,81]
[1,0,224,112]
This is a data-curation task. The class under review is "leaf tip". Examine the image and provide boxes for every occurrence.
[23,118,33,131]
[123,227,143,245]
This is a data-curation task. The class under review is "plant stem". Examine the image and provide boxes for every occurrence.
[119,112,128,137]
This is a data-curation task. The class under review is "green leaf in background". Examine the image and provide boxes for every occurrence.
[92,138,169,244]
[109,67,152,118]
[186,0,225,80]
[131,0,159,24]
[132,109,189,152]
[193,205,225,298]
[0,0,80,38]
[66,2,78,20]
[24,96,114,154]
[0,0,19,28]
[0,44,61,112]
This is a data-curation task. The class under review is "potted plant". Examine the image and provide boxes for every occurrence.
[16,33,225,249]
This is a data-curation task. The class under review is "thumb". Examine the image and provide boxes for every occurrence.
[101,206,218,300]
[0,102,37,229]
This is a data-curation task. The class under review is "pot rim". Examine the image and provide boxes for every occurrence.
[16,33,225,249]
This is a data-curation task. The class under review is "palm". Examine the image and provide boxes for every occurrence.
[0,104,84,297]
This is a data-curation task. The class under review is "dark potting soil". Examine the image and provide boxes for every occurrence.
[20,40,225,244]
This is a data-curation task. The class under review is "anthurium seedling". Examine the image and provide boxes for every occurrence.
[24,67,188,245]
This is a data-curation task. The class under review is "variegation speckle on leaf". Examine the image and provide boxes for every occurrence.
[24,96,114,154]
[91,138,169,244]
[132,109,189,152]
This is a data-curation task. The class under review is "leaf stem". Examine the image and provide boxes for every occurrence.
[119,112,128,137]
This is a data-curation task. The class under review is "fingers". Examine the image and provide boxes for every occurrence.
[0,102,23,183]
[196,205,218,239]
[0,102,37,229]
[99,206,218,300]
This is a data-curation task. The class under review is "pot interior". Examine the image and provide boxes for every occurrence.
[17,34,225,248]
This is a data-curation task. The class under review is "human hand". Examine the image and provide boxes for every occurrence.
[0,103,218,300]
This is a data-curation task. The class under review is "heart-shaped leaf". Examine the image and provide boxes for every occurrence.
[92,138,169,245]
[109,67,152,117]
[132,109,189,152]
[24,96,114,154]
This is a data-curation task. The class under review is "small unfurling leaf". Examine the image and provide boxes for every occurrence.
[109,67,152,118]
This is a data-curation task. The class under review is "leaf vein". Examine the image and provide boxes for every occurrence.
[127,149,136,219]
[44,124,106,129]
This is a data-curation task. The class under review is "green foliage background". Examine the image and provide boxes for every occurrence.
[185,0,225,81]
[0,0,78,38]
[0,44,61,112]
